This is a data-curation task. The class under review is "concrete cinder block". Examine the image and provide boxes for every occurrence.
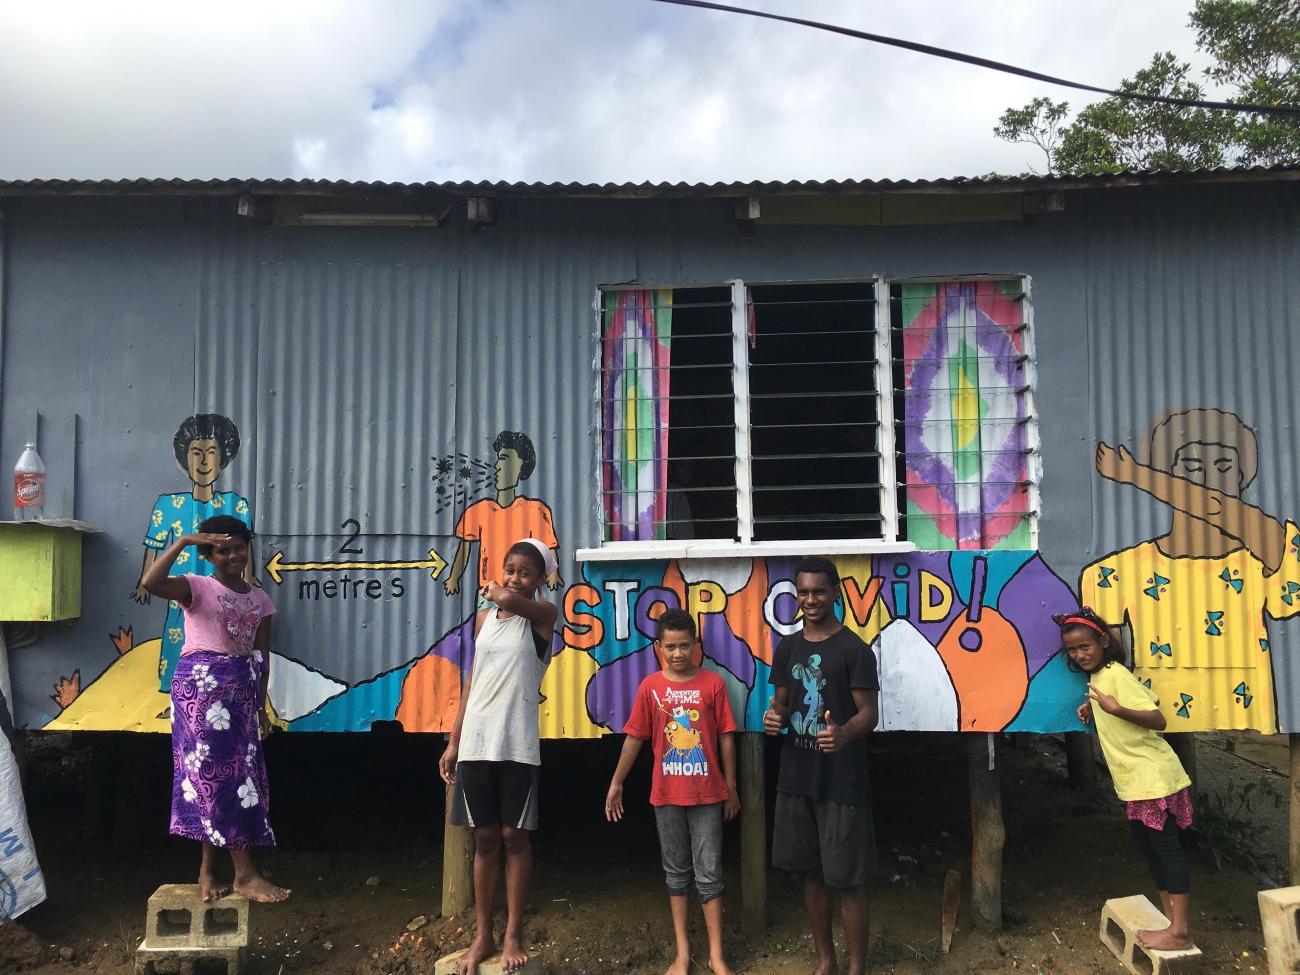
[135,943,243,975]
[1100,895,1202,975]
[1258,885,1300,975]
[144,884,252,950]
[434,948,543,975]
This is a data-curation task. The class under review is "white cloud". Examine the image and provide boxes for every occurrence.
[0,0,1213,182]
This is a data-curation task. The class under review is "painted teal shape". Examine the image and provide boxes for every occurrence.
[1261,638,1271,653]
[290,662,412,732]
[1220,568,1244,593]
[579,560,675,666]
[1097,566,1117,589]
[1149,641,1172,658]
[1232,681,1254,708]
[1143,573,1171,600]
[1205,611,1224,636]
[1141,678,1152,689]
[1175,692,1193,718]
[1284,581,1300,606]
[744,659,774,731]
[949,550,1034,606]
[1005,650,1088,732]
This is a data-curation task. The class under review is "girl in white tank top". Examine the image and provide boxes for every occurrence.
[437,537,559,975]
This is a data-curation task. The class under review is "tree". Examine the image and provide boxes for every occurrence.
[994,0,1299,173]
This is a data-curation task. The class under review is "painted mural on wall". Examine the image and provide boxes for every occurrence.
[1081,408,1300,733]
[37,416,1092,736]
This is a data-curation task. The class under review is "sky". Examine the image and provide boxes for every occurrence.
[0,0,1217,184]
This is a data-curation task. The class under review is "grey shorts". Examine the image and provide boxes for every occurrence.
[771,792,875,889]
[654,803,724,902]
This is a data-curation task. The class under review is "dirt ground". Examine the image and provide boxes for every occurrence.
[0,729,1288,975]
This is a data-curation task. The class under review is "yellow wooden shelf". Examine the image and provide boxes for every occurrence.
[0,520,99,622]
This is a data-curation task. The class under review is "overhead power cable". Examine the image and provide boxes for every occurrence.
[649,0,1300,119]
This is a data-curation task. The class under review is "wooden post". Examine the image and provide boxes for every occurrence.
[1290,734,1300,886]
[1065,732,1096,792]
[967,733,1004,932]
[441,780,474,918]
[1166,733,1197,793]
[739,732,767,935]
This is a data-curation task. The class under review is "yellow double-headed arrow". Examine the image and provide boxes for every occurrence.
[265,548,447,585]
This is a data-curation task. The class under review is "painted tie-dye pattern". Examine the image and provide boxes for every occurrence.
[898,280,1032,550]
[601,289,673,542]
[170,650,275,849]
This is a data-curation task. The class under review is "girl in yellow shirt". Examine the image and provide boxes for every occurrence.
[1057,608,1194,952]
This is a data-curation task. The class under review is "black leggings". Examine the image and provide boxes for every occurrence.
[1129,814,1190,895]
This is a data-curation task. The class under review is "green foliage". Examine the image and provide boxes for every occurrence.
[993,0,1300,173]
[1193,777,1283,869]
[993,96,1071,173]
[1193,0,1300,163]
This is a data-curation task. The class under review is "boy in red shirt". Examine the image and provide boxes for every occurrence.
[605,609,739,975]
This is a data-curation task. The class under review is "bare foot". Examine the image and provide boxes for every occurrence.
[233,875,291,903]
[457,933,498,975]
[198,871,230,902]
[810,958,839,975]
[665,955,690,975]
[708,954,736,975]
[1137,926,1193,951]
[501,930,530,973]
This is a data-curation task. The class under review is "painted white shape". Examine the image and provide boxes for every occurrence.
[677,558,753,594]
[603,580,639,641]
[872,619,959,732]
[268,653,347,722]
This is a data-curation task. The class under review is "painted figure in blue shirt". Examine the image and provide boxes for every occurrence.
[130,415,255,692]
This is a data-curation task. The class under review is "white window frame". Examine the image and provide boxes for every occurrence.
[578,275,1037,561]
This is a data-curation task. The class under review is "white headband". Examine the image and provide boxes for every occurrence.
[518,537,557,577]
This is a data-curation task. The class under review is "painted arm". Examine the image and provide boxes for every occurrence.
[763,685,791,735]
[816,687,879,753]
[546,548,564,590]
[131,548,158,603]
[1087,685,1166,731]
[1096,442,1285,572]
[720,732,739,821]
[443,539,471,596]
[604,735,646,822]
[140,533,228,602]
[438,610,487,784]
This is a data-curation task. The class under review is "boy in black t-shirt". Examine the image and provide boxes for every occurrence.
[765,556,879,975]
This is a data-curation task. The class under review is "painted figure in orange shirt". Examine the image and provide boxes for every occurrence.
[443,431,564,597]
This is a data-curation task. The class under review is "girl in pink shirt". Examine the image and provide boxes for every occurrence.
[142,514,288,904]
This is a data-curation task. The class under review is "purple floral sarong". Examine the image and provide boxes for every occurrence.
[170,650,276,849]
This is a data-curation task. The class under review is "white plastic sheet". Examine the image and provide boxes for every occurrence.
[0,693,45,921]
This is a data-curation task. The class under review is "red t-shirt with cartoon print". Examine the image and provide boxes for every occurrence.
[624,669,737,807]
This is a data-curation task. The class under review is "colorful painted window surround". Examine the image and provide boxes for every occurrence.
[597,278,1039,551]
[893,280,1038,550]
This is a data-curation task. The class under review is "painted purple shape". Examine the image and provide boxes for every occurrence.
[426,615,477,673]
[586,642,661,731]
[701,613,756,687]
[635,587,683,642]
[996,556,1076,678]
[874,551,963,645]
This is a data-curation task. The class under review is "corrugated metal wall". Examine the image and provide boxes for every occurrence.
[2,182,1297,732]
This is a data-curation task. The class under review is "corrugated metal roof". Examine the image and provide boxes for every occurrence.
[1,164,1299,199]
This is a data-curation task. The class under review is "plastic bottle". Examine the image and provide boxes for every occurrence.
[13,442,45,521]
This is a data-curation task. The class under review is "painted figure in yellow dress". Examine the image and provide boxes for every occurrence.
[1081,408,1300,733]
